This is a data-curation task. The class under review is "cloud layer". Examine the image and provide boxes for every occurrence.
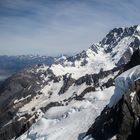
[0,0,140,55]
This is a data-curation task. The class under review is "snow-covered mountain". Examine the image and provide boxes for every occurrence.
[47,25,140,79]
[0,25,140,140]
[86,65,140,140]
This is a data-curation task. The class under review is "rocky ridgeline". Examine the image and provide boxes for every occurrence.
[85,47,140,140]
[100,25,140,66]
[86,79,140,140]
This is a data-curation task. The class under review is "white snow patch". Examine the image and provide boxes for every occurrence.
[14,95,31,104]
[110,135,117,140]
[82,135,94,140]
[130,92,136,102]
[111,37,135,63]
[136,25,140,32]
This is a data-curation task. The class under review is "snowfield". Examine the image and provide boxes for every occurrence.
[17,87,115,140]
[18,65,140,140]
[50,47,115,79]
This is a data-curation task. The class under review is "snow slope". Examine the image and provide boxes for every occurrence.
[17,87,115,140]
[109,65,140,107]
[50,46,115,79]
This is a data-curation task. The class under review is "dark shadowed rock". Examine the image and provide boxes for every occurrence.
[86,79,140,140]
[124,48,140,71]
[58,74,75,95]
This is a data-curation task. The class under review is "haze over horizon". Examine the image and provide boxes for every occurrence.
[0,0,140,56]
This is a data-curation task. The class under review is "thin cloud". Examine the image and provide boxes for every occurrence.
[0,0,140,55]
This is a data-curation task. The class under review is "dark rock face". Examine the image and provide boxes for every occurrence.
[100,25,140,66]
[90,44,99,54]
[86,79,140,140]
[58,74,75,95]
[67,50,87,62]
[102,78,115,88]
[41,102,63,113]
[75,67,120,87]
[124,48,140,71]
[75,87,96,101]
[101,25,138,48]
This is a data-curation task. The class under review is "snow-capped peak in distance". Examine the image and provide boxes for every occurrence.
[136,24,140,32]
[101,25,140,46]
[99,25,140,64]
[45,25,140,79]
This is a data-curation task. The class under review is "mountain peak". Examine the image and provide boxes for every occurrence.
[46,25,140,79]
[101,25,139,46]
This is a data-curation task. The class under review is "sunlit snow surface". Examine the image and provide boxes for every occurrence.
[17,87,115,140]
[109,65,140,107]
[17,65,140,140]
[50,47,115,79]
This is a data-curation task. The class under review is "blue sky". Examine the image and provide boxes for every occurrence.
[0,0,140,56]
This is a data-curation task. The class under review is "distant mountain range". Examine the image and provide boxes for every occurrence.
[1,25,140,140]
[0,55,68,83]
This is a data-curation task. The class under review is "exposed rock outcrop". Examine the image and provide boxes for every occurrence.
[86,79,140,140]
